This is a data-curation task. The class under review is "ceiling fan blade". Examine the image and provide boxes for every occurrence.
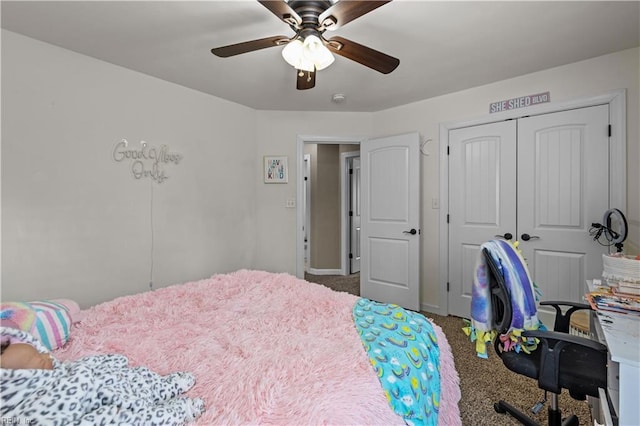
[211,35,289,58]
[319,0,391,30]
[296,69,316,90]
[326,36,399,74]
[258,0,302,27]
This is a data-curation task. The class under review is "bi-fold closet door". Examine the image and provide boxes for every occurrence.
[448,105,610,320]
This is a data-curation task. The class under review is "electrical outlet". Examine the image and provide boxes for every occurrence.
[286,198,296,208]
[431,198,439,209]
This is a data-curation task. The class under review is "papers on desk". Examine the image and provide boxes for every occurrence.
[586,287,640,316]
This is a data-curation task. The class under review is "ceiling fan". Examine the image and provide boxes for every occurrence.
[211,0,400,90]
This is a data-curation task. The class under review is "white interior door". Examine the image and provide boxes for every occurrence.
[350,156,361,274]
[303,155,311,271]
[447,105,610,320]
[518,105,610,309]
[361,132,420,311]
[448,121,517,318]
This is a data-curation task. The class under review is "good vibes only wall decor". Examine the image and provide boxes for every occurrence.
[113,139,183,184]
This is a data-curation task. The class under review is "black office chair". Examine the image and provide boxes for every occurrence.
[483,246,608,426]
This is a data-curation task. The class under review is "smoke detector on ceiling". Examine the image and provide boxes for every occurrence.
[332,93,346,103]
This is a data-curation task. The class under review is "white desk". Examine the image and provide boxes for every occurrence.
[587,280,640,426]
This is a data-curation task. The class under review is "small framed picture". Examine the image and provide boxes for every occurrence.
[264,156,288,184]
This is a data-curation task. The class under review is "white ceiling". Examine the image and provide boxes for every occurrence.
[2,1,639,112]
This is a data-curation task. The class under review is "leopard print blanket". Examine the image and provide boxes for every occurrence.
[0,327,204,425]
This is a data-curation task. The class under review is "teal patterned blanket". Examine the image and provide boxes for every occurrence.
[353,298,441,426]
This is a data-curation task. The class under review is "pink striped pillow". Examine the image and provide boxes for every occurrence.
[0,299,79,350]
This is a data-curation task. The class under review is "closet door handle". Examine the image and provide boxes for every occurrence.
[521,233,540,241]
[494,233,513,240]
[403,228,417,235]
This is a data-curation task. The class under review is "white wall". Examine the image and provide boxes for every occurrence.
[371,47,640,311]
[1,30,259,307]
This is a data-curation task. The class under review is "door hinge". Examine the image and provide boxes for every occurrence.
[349,210,353,217]
[608,124,612,137]
[304,176,308,181]
[447,146,450,155]
[349,168,353,174]
[447,214,450,224]
[349,253,353,259]
[447,282,450,292]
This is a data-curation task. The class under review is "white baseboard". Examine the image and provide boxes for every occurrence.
[420,303,444,316]
[307,268,343,276]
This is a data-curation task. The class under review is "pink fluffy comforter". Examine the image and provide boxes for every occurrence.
[56,270,461,425]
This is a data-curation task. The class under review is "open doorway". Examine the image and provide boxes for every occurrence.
[296,136,361,281]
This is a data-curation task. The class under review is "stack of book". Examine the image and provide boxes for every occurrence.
[586,286,640,316]
[589,253,640,315]
[613,280,640,296]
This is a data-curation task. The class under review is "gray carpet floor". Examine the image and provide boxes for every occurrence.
[305,272,594,426]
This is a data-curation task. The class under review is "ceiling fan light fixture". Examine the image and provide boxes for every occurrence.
[302,35,334,70]
[282,34,334,72]
[282,39,315,72]
[282,39,302,65]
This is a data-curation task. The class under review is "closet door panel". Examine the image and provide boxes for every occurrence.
[447,121,517,318]
[518,105,609,306]
[535,128,583,227]
[533,250,585,303]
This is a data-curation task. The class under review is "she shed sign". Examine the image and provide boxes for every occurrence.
[489,92,550,113]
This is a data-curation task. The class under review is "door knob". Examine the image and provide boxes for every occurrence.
[521,233,540,241]
[494,233,513,240]
[403,228,417,235]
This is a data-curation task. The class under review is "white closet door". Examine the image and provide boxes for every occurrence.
[447,105,610,320]
[447,121,517,318]
[517,105,610,306]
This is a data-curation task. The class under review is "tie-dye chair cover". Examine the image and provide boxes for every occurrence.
[463,239,545,358]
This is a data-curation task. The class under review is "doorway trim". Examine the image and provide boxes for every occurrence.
[438,89,626,316]
[341,151,360,276]
[296,135,364,279]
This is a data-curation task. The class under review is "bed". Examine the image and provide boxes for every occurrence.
[27,270,462,424]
